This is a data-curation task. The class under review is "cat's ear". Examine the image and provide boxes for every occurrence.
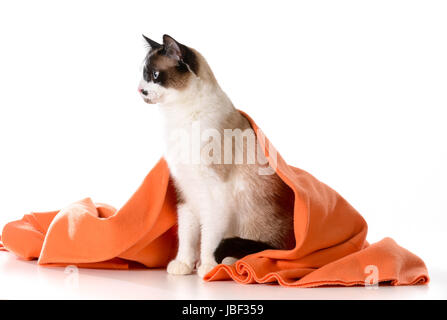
[162,34,183,61]
[142,34,161,51]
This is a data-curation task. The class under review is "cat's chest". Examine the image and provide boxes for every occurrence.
[163,117,219,170]
[163,131,220,182]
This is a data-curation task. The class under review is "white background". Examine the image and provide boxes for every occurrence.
[0,0,446,299]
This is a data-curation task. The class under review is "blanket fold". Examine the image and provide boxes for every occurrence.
[0,111,429,287]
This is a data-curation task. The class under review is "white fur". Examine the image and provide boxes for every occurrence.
[148,75,240,277]
[138,79,165,104]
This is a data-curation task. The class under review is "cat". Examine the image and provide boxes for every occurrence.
[138,34,295,277]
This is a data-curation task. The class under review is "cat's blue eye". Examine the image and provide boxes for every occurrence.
[153,70,159,80]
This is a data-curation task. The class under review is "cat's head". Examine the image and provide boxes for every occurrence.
[138,34,208,105]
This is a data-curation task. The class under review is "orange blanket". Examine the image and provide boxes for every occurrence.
[0,111,429,287]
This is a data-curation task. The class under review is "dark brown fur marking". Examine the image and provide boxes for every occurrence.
[143,38,199,90]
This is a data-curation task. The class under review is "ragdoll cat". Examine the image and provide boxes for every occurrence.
[138,34,295,277]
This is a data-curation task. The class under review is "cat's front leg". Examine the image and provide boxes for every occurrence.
[197,205,230,278]
[167,203,200,275]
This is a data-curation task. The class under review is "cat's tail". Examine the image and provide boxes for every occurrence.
[214,237,275,264]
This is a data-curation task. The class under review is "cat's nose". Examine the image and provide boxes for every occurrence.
[139,88,148,96]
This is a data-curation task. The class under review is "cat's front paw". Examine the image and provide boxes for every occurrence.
[197,261,218,278]
[167,259,194,275]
